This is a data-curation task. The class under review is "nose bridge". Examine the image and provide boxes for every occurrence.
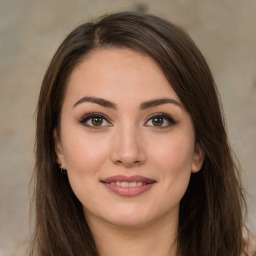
[111,121,146,167]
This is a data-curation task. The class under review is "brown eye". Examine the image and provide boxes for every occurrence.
[80,113,112,128]
[152,117,164,126]
[91,117,103,126]
[145,114,177,128]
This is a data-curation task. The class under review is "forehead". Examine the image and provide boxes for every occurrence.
[65,48,181,106]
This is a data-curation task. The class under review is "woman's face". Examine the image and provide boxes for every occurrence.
[55,48,204,228]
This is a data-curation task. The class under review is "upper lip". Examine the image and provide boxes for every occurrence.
[101,175,156,184]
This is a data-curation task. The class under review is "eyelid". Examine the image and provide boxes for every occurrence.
[79,112,112,128]
[79,112,177,129]
[144,112,177,127]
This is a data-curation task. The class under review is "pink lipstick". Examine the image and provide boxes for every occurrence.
[101,175,156,196]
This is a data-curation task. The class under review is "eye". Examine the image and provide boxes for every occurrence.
[145,113,177,128]
[80,113,112,128]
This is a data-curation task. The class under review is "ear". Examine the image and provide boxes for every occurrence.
[53,129,66,169]
[191,143,205,173]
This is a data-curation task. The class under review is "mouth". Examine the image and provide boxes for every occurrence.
[104,181,150,187]
[100,175,156,196]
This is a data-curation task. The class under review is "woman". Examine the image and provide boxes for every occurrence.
[30,12,247,256]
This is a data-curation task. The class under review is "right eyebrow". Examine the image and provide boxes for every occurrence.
[73,96,118,110]
[140,98,182,110]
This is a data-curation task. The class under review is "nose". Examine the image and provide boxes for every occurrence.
[110,124,146,168]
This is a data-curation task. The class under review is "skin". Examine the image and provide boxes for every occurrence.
[55,48,204,256]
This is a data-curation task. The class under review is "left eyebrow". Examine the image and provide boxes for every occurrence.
[73,96,118,109]
[140,98,181,110]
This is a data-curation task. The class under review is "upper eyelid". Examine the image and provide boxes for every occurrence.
[80,112,113,126]
[79,113,112,129]
[145,112,177,125]
[145,112,174,120]
[79,112,176,124]
[81,112,110,121]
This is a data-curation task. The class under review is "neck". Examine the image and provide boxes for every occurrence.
[86,213,179,256]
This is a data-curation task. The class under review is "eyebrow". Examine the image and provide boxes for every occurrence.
[140,98,181,110]
[73,96,181,110]
[73,96,118,109]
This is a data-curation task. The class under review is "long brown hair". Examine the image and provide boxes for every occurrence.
[30,12,247,256]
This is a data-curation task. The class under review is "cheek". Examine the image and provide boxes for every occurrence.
[61,130,109,176]
[151,134,195,172]
[61,132,110,205]
[150,134,195,196]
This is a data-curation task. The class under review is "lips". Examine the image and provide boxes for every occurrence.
[101,175,156,196]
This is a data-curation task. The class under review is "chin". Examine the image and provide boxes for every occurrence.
[85,206,155,228]
[106,214,153,228]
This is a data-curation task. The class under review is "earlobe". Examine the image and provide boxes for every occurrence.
[53,129,66,169]
[191,143,205,173]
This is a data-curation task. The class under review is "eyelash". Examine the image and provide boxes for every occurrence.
[145,113,177,128]
[79,112,112,129]
[79,112,177,129]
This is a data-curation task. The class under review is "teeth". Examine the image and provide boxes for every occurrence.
[121,181,128,187]
[109,181,144,187]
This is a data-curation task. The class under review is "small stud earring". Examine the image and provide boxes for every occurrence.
[57,162,67,175]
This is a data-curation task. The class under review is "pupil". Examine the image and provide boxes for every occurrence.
[92,117,103,126]
[152,117,163,126]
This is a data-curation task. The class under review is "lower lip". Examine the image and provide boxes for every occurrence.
[103,183,155,196]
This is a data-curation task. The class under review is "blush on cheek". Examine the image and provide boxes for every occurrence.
[152,143,194,195]
[154,143,193,169]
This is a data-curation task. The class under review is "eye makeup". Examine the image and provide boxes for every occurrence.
[79,111,178,130]
[79,112,112,129]
[145,112,178,128]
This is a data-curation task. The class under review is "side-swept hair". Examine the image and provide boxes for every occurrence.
[30,11,247,256]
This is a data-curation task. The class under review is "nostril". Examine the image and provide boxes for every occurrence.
[115,160,123,165]
[114,159,143,168]
[110,142,146,167]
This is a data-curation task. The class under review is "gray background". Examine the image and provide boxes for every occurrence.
[0,0,255,255]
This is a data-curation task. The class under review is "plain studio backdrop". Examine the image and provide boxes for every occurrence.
[0,0,255,255]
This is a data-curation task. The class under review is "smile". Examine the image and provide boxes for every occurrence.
[101,175,156,196]
[109,181,145,187]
